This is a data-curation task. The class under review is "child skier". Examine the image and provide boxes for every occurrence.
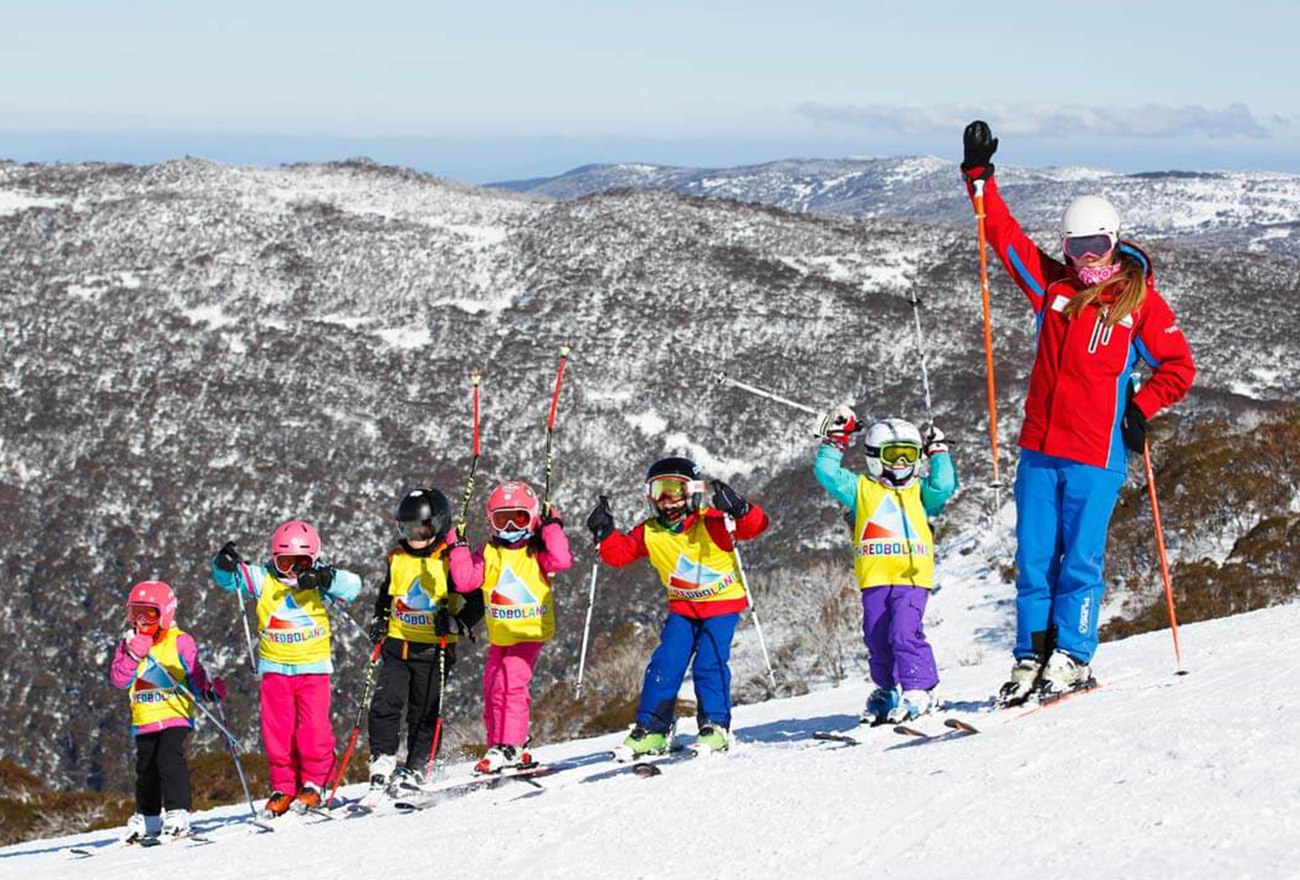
[814,408,957,723]
[585,456,768,758]
[109,580,225,842]
[457,480,572,773]
[211,520,361,816]
[364,488,483,797]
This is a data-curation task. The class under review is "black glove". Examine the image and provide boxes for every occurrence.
[367,615,388,645]
[215,541,241,573]
[922,424,949,456]
[710,479,750,518]
[434,604,452,637]
[962,120,998,180]
[1121,399,1149,453]
[296,565,335,592]
[586,496,614,543]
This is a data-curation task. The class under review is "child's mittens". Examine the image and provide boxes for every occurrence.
[710,479,751,518]
[586,497,615,543]
[126,632,154,661]
[202,677,228,702]
[816,404,859,450]
[923,424,949,456]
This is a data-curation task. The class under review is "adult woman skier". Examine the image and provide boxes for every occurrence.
[960,120,1195,703]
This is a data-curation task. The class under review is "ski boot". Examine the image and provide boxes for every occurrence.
[160,809,191,840]
[387,766,427,797]
[886,688,937,723]
[1033,650,1096,703]
[997,657,1044,707]
[612,726,669,763]
[860,686,901,725]
[120,813,159,844]
[692,724,731,756]
[475,743,532,775]
[292,782,324,814]
[260,791,295,819]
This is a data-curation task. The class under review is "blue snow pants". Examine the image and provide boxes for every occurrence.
[636,612,739,734]
[1013,449,1126,664]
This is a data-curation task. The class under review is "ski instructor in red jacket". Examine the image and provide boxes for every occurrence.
[960,120,1195,705]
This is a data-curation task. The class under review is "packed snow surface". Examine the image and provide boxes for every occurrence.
[4,602,1297,879]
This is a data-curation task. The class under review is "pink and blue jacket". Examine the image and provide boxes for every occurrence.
[110,630,213,737]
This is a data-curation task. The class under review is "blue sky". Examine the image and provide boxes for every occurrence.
[2,0,1296,182]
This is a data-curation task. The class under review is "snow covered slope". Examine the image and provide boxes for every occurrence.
[4,601,1295,880]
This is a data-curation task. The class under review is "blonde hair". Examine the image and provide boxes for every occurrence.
[1063,251,1148,328]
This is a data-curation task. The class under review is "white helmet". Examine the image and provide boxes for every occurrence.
[1060,195,1120,238]
[863,418,923,489]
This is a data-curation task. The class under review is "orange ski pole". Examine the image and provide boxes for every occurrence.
[1143,439,1185,674]
[972,180,1004,513]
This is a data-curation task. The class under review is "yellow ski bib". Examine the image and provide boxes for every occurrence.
[386,549,463,644]
[852,476,935,590]
[482,544,555,646]
[255,569,333,665]
[129,627,195,729]
[643,510,746,605]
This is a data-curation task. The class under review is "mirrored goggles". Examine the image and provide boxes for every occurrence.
[274,554,313,575]
[647,477,703,502]
[398,520,436,542]
[1063,233,1116,261]
[490,508,533,531]
[880,444,921,466]
[127,604,160,624]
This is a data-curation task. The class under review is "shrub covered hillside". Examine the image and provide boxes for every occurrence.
[1102,403,1300,641]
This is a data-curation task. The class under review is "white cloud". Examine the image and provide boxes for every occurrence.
[797,101,1280,140]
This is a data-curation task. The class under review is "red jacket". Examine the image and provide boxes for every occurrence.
[598,504,769,619]
[966,174,1196,472]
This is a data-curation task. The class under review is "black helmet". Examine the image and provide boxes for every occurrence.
[644,457,704,521]
[395,488,452,544]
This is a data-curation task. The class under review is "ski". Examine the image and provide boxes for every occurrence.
[812,719,892,747]
[629,748,698,778]
[139,834,215,848]
[393,764,558,811]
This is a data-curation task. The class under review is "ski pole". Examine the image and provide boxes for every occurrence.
[455,371,482,534]
[907,287,934,426]
[972,180,1004,512]
[422,629,450,777]
[575,495,609,700]
[1143,439,1186,674]
[715,372,819,416]
[542,345,571,516]
[212,694,266,827]
[327,637,386,805]
[722,515,777,691]
[232,558,258,671]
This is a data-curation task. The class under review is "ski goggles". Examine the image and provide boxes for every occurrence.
[490,508,533,531]
[647,476,704,502]
[127,604,160,624]
[880,444,921,466]
[398,520,436,542]
[273,554,313,575]
[1063,233,1116,261]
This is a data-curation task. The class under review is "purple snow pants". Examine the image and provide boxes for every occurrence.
[861,585,939,691]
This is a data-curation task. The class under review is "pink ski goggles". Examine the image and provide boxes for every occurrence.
[1063,233,1116,261]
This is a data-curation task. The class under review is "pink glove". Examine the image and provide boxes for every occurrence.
[205,676,228,702]
[126,632,154,661]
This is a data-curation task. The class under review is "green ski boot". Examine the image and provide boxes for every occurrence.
[614,727,668,762]
[693,724,730,755]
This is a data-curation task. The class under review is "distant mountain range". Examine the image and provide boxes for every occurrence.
[491,157,1300,259]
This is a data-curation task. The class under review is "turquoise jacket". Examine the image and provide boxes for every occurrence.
[813,445,957,519]
[211,560,362,676]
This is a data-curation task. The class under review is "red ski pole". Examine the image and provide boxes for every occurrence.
[1143,439,1186,674]
[422,630,449,777]
[542,344,571,516]
[972,180,1004,512]
[326,638,385,806]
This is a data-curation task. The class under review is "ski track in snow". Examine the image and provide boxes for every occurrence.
[5,600,1300,879]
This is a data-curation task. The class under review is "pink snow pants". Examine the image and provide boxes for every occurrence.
[482,642,544,747]
[259,673,335,794]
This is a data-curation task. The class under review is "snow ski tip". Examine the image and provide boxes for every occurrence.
[943,718,981,734]
[893,725,931,738]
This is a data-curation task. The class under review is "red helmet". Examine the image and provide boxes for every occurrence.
[126,580,178,630]
[270,520,320,577]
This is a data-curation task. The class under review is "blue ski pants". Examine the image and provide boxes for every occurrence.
[637,612,738,734]
[1013,449,1126,664]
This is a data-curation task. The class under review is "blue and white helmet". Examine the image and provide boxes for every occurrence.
[863,418,923,489]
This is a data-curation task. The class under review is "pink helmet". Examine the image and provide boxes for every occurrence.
[127,580,178,630]
[270,520,321,565]
[486,481,541,538]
